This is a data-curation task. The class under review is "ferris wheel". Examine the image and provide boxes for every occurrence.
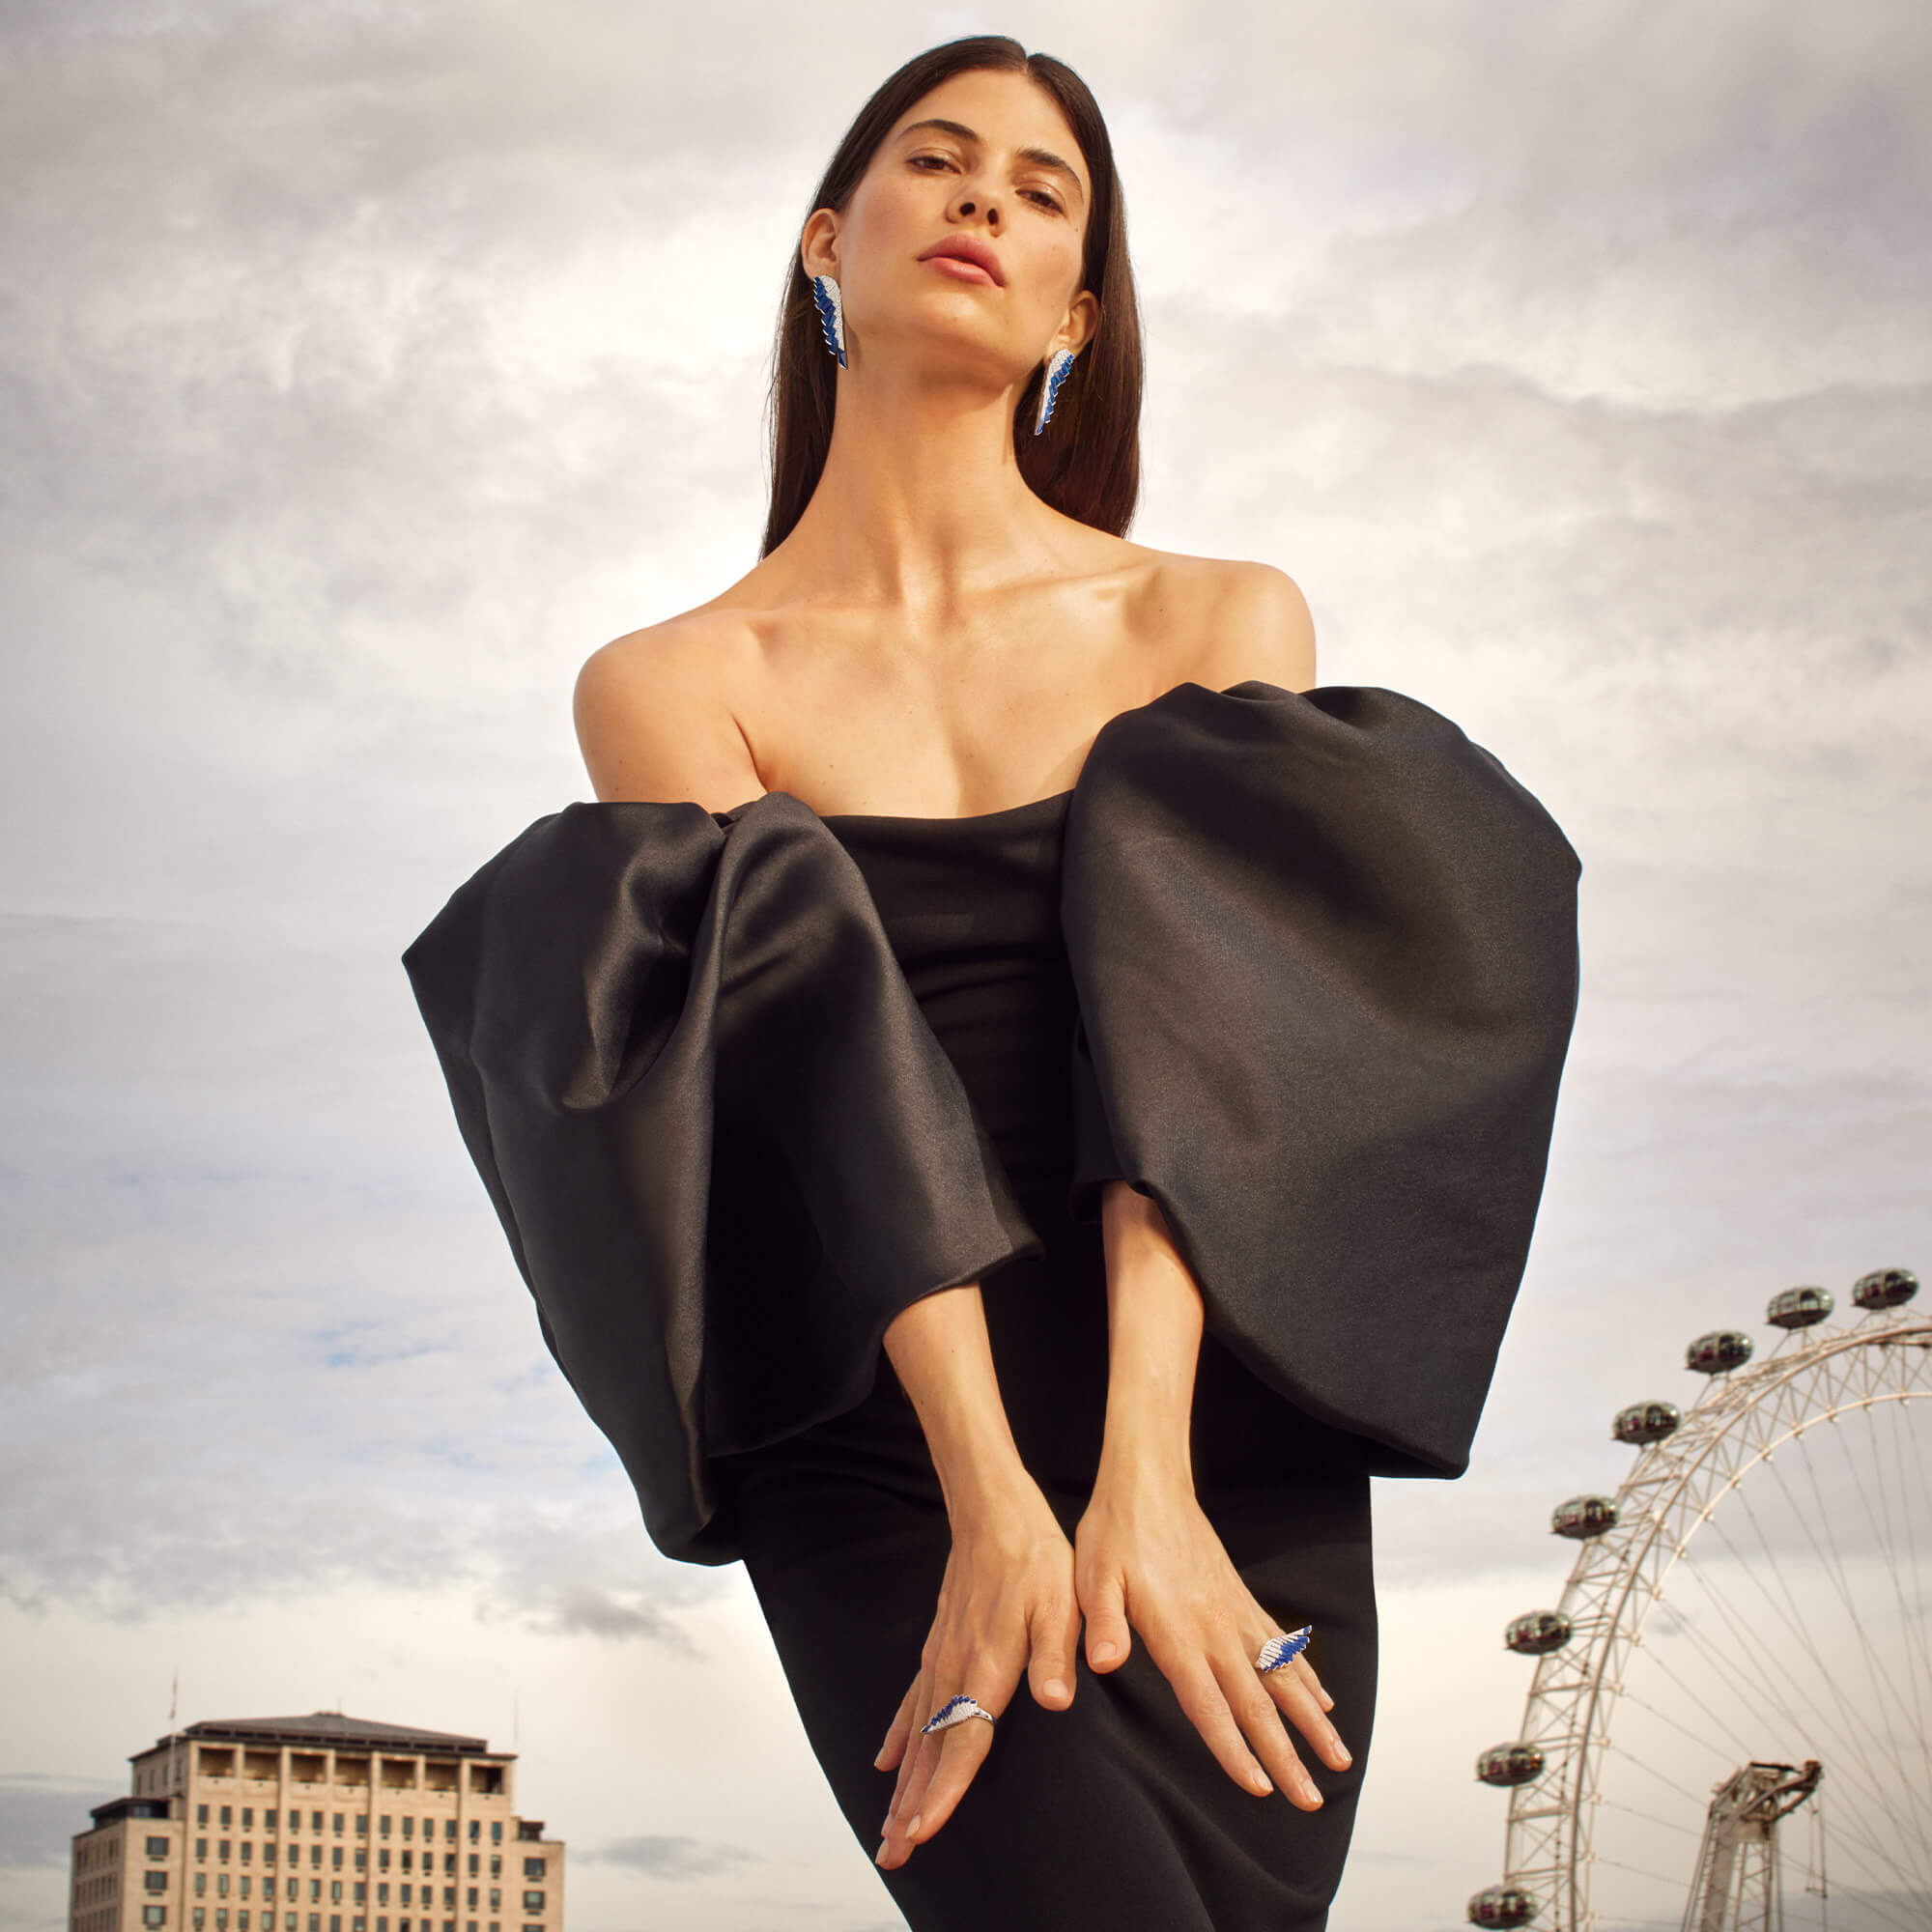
[1463,1266,1931,1932]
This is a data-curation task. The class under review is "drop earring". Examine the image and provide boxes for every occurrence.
[811,274,847,369]
[1033,347,1075,436]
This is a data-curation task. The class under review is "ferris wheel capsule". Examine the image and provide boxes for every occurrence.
[1613,1398,1681,1445]
[1853,1266,1918,1313]
[1504,1608,1572,1656]
[1687,1328,1753,1375]
[1466,1880,1541,1925]
[1767,1284,1833,1328]
[1551,1493,1619,1539]
[1475,1742,1546,1787]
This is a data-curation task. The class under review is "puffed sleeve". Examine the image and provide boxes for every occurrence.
[1062,680,1580,1482]
[401,790,1044,1567]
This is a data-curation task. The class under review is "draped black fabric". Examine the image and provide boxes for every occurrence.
[401,792,1044,1566]
[1061,681,1581,1481]
[401,678,1580,1567]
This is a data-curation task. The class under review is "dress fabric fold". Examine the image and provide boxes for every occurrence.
[400,791,1045,1567]
[1059,680,1582,1482]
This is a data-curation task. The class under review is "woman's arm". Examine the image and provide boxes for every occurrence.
[884,1286,1037,1520]
[1095,1181,1205,1492]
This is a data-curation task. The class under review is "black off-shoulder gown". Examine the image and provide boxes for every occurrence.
[401,681,1581,1932]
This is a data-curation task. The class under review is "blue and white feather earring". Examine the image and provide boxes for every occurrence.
[810,273,847,369]
[1033,346,1075,436]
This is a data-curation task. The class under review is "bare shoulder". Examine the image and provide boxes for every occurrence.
[1154,553,1317,694]
[572,609,766,811]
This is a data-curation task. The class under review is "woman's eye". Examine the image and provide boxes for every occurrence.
[910,155,1061,213]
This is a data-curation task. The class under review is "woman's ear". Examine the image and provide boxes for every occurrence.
[800,207,839,283]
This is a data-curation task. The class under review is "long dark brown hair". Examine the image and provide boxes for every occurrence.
[759,35,1144,557]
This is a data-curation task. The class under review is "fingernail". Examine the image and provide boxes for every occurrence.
[874,1838,888,1864]
[1044,1678,1067,1700]
[1094,1641,1117,1662]
[1250,1771,1272,1796]
[907,1812,923,1839]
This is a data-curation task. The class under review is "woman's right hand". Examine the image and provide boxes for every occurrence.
[871,1475,1080,1868]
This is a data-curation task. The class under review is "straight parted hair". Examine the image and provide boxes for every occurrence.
[759,35,1144,557]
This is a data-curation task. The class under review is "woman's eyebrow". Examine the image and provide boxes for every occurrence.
[895,117,1087,207]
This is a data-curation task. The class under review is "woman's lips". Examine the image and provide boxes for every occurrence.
[923,254,998,285]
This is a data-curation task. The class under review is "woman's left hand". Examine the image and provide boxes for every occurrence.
[1072,1466,1352,1808]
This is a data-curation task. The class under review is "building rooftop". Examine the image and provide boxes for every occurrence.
[143,1713,500,1757]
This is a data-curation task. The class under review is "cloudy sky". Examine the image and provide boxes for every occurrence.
[4,2,1928,1929]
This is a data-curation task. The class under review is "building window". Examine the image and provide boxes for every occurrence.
[467,1825,478,1845]
[218,1878,230,1898]
[143,1911,167,1928]
[333,1819,345,1838]
[216,1914,229,1932]
[242,1847,253,1866]
[522,1923,543,1932]
[147,1875,169,1894]
[265,1815,277,1833]
[465,1859,477,1880]
[196,1844,209,1864]
[192,1913,205,1931]
[488,1828,500,1847]
[198,1809,210,1829]
[355,1821,366,1838]
[219,1844,231,1864]
[220,1811,233,1830]
[330,1884,342,1905]
[486,1894,497,1913]
[466,1893,476,1912]
[520,1863,543,1882]
[147,1839,171,1861]
[520,1896,543,1914]
[380,1820,390,1839]
[311,1817,324,1834]
[242,1813,253,1831]
[239,1916,249,1930]
[401,1822,412,1841]
[331,1853,343,1872]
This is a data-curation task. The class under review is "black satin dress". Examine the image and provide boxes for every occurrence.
[401,679,1581,1932]
[713,792,1381,1931]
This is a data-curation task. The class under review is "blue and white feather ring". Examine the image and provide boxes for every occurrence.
[921,1693,996,1735]
[810,273,847,369]
[1255,1625,1315,1674]
[1032,346,1075,435]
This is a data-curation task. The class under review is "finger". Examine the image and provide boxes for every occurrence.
[874,1675,920,1773]
[1259,1647,1352,1774]
[1082,1568,1131,1672]
[881,1675,935,1857]
[1210,1648,1326,1810]
[1164,1654,1279,1799]
[900,1703,998,1846]
[1030,1592,1080,1710]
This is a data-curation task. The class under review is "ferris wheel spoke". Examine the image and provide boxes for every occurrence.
[1601,1722,1722,1811]
[1747,1428,1932,1794]
[1594,1789,1705,1840]
[1669,1539,1932,1882]
[1633,1565,1930,1890]
[1862,1394,1932,1773]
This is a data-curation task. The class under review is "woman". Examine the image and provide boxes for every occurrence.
[402,34,1581,1931]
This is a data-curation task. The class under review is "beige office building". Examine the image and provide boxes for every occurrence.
[70,1714,565,1932]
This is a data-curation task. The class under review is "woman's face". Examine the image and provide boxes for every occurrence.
[804,68,1099,384]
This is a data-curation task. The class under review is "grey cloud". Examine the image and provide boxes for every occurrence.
[578,1833,759,1879]
[0,1775,122,1869]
